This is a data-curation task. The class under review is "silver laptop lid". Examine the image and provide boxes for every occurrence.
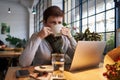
[70,41,106,71]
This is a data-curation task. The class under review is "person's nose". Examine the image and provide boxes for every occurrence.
[53,23,58,26]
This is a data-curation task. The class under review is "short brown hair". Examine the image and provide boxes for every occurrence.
[43,6,64,22]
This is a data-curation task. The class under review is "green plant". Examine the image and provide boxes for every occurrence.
[74,27,102,41]
[106,33,114,52]
[62,22,69,26]
[5,35,26,48]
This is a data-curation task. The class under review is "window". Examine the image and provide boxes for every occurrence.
[34,0,51,32]
[64,0,115,53]
[64,0,80,35]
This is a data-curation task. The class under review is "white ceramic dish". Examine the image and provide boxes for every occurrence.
[34,65,53,72]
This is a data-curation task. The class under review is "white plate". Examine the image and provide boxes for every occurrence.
[34,65,53,72]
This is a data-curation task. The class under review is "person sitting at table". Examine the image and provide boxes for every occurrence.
[0,40,8,79]
[19,6,77,67]
[0,40,6,48]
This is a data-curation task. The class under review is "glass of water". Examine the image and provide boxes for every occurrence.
[51,53,64,79]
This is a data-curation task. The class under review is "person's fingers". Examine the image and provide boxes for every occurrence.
[61,27,69,33]
[61,27,72,37]
[45,27,52,31]
[44,27,53,35]
[38,26,54,39]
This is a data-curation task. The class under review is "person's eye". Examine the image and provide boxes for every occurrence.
[51,22,56,25]
[58,22,62,24]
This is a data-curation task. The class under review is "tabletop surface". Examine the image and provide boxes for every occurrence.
[0,51,21,57]
[5,64,107,80]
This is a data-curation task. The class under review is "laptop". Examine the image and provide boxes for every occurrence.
[65,41,106,71]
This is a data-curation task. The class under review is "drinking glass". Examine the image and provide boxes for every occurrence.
[51,53,64,79]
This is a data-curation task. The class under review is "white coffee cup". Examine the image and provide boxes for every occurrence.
[52,24,63,36]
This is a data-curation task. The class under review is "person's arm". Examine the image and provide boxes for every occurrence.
[19,33,42,67]
[62,36,77,64]
[61,27,77,50]
[61,27,77,62]
[19,26,53,67]
[67,36,77,49]
[66,36,77,56]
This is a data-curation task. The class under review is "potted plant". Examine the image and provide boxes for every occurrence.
[73,27,102,41]
[5,35,26,48]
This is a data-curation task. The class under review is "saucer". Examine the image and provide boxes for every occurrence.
[34,65,53,72]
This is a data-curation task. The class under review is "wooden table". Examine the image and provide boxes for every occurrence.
[5,64,107,80]
[0,51,21,57]
[0,51,22,67]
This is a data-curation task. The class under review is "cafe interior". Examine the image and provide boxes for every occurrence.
[0,0,120,80]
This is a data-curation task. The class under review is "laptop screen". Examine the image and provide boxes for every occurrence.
[69,41,106,71]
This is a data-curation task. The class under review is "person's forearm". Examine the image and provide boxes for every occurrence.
[68,36,77,49]
[19,34,41,67]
